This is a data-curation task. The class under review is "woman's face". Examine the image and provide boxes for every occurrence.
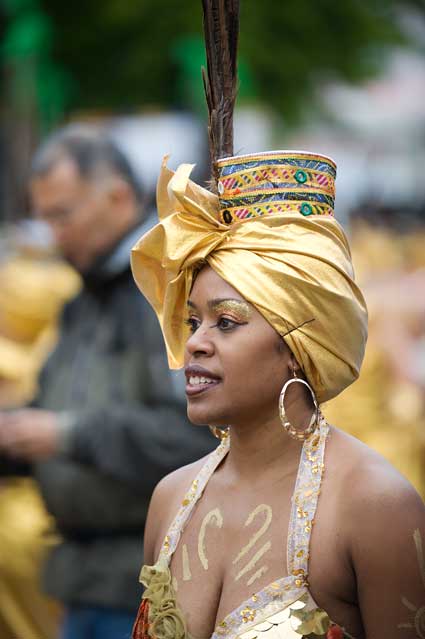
[184,266,291,427]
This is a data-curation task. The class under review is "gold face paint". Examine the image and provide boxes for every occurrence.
[197,508,224,571]
[210,299,253,322]
[399,529,425,637]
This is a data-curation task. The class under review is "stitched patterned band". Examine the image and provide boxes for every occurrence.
[216,151,336,225]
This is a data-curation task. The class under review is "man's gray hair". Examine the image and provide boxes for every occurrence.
[31,124,144,205]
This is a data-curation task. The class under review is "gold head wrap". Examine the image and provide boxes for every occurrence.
[131,150,368,403]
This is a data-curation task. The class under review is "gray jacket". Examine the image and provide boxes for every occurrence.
[26,222,215,611]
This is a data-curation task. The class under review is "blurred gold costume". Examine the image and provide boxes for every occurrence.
[325,223,425,498]
[0,251,80,639]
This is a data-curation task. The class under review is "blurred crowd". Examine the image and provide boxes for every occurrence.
[0,124,424,639]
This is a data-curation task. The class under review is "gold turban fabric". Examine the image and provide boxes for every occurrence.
[131,151,368,403]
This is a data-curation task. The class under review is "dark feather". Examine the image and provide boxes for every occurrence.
[201,0,240,189]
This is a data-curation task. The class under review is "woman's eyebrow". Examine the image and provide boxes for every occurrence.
[208,298,249,309]
[187,297,247,308]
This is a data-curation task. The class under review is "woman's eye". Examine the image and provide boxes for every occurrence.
[185,317,200,333]
[217,316,238,331]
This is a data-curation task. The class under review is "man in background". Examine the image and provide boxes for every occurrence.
[0,126,215,639]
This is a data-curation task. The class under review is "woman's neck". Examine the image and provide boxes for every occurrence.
[224,391,313,482]
[226,420,301,482]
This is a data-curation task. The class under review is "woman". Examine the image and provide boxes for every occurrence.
[130,150,425,639]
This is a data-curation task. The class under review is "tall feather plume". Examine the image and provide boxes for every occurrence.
[201,0,240,190]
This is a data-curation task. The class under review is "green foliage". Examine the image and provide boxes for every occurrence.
[33,0,416,121]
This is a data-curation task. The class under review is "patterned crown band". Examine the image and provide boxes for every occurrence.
[216,151,337,225]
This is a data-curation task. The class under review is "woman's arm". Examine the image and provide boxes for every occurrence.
[349,466,425,638]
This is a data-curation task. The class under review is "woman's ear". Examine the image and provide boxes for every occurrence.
[289,353,302,377]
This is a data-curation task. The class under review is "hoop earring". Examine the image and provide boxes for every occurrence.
[279,374,320,441]
[209,426,230,441]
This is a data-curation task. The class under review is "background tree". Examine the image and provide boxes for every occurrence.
[35,0,419,120]
[1,0,423,221]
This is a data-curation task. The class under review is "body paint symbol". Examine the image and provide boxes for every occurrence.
[233,504,273,585]
[398,529,425,638]
[198,508,224,571]
[182,544,192,581]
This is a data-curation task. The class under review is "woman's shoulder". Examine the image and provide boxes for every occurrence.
[144,452,214,564]
[326,425,425,543]
[328,425,421,498]
[153,453,211,510]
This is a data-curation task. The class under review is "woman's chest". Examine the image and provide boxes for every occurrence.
[168,490,294,638]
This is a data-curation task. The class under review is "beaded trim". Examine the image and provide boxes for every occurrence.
[156,420,329,639]
[216,151,336,225]
[287,417,329,581]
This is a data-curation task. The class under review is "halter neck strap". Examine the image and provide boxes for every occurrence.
[287,419,329,580]
[158,435,230,563]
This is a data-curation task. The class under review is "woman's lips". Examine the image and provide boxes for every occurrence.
[185,376,221,397]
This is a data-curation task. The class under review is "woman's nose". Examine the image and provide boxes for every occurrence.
[185,326,215,358]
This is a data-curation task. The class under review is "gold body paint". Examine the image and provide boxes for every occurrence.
[247,565,270,587]
[233,504,273,586]
[235,541,272,582]
[198,508,224,570]
[233,504,273,565]
[182,544,192,581]
[398,529,425,637]
[178,504,273,587]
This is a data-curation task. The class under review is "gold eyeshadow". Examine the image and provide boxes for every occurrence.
[210,299,253,321]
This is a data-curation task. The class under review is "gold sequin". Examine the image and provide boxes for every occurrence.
[241,607,256,623]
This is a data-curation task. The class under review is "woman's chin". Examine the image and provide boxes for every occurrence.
[187,406,228,427]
